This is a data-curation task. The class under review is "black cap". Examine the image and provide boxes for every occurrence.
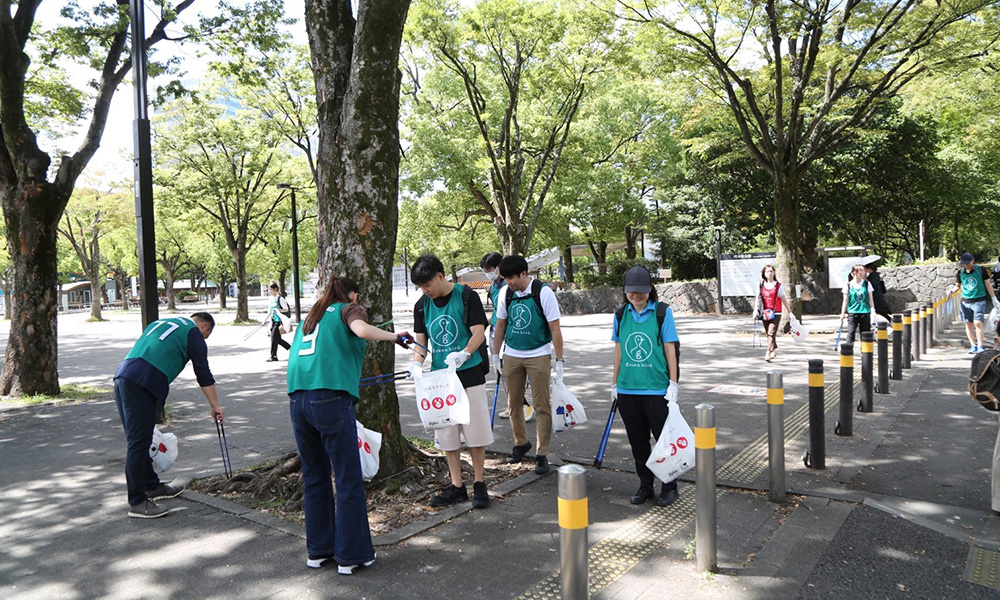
[961,252,974,265]
[624,266,653,293]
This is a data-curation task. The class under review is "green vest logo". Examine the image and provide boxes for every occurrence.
[430,315,460,346]
[510,303,533,330]
[625,332,654,363]
[963,276,978,295]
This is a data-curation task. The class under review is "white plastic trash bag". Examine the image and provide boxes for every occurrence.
[986,307,999,335]
[551,377,587,433]
[149,426,178,473]
[277,310,294,335]
[645,400,695,483]
[789,317,810,343]
[413,368,471,431]
[356,420,382,481]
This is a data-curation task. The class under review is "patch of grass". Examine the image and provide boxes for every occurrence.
[5,383,111,406]
[684,536,696,560]
[406,436,437,452]
[85,316,106,322]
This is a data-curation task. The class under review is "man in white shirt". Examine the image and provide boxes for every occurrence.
[491,255,564,475]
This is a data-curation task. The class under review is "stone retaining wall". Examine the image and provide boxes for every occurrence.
[554,262,975,316]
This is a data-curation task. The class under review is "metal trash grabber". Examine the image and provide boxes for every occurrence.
[243,319,268,342]
[752,317,761,348]
[593,393,619,469]
[359,371,409,388]
[834,323,843,351]
[215,418,233,479]
[490,372,504,430]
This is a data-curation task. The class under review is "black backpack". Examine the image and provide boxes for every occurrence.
[614,301,681,382]
[415,286,490,377]
[505,278,551,338]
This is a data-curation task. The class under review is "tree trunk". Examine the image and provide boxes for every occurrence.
[218,277,229,310]
[773,177,803,321]
[234,254,249,321]
[562,244,574,284]
[0,190,63,395]
[307,0,412,477]
[164,271,176,310]
[89,279,104,320]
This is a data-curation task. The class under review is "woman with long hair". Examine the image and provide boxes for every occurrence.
[286,276,410,574]
[840,264,876,348]
[611,266,680,507]
[753,264,788,362]
[266,281,291,362]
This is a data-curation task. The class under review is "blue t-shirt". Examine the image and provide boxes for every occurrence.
[611,302,679,395]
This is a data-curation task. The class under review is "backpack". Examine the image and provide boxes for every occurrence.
[415,286,491,377]
[614,302,681,382]
[969,349,1000,411]
[505,278,551,338]
[278,295,291,318]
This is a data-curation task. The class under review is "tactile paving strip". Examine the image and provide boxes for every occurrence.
[515,364,865,599]
[965,546,1000,590]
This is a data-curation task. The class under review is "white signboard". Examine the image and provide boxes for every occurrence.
[828,257,866,289]
[719,252,776,297]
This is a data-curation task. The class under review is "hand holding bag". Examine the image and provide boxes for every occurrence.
[356,420,382,481]
[551,377,588,433]
[149,426,178,473]
[645,399,695,483]
[413,368,471,431]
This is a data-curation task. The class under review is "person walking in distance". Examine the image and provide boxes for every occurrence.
[114,313,224,519]
[286,276,412,574]
[481,251,533,421]
[266,281,292,362]
[863,259,892,324]
[612,266,680,506]
[409,255,494,508]
[753,264,787,362]
[840,264,876,349]
[950,252,1000,354]
[491,255,564,475]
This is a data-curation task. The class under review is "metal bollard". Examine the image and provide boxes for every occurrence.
[902,310,912,369]
[912,308,921,362]
[891,314,902,380]
[876,321,889,393]
[558,465,588,600]
[805,359,825,469]
[695,403,717,574]
[767,371,785,502]
[859,332,873,412]
[924,303,932,351]
[837,342,854,436]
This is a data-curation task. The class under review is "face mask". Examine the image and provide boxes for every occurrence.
[485,271,498,281]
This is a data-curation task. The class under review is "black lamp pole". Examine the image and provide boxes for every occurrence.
[125,0,158,328]
[277,184,301,322]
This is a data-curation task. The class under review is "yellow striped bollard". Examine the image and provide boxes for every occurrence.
[767,371,785,502]
[558,464,588,600]
[695,403,717,573]
[806,359,825,469]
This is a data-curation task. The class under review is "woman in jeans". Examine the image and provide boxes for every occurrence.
[286,276,410,574]
[753,264,787,362]
[840,264,876,348]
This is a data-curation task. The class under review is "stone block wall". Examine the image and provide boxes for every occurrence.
[553,262,972,316]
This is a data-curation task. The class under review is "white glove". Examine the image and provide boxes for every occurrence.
[554,359,564,381]
[492,354,502,377]
[665,381,679,404]
[407,361,423,380]
[444,350,470,370]
[993,297,1000,311]
[611,384,618,401]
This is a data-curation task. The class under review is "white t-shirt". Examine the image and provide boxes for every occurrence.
[495,278,561,358]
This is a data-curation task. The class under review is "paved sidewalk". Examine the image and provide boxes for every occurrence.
[1,302,999,599]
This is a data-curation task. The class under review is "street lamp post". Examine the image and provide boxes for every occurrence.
[276,184,301,322]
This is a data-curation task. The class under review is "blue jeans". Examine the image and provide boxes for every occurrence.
[114,377,161,506]
[289,389,374,565]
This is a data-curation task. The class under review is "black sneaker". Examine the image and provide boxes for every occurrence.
[630,484,654,505]
[506,441,532,464]
[472,481,490,509]
[657,484,678,507]
[127,500,170,519]
[147,482,185,500]
[534,455,550,475]
[266,356,278,362]
[430,484,468,507]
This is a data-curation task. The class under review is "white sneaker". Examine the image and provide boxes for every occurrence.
[306,557,330,569]
[524,405,535,422]
[499,408,511,419]
[338,555,376,575]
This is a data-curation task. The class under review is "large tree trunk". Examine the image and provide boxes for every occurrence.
[562,244,574,284]
[773,177,803,320]
[234,254,249,321]
[164,271,176,311]
[89,279,104,320]
[307,0,412,477]
[0,189,64,395]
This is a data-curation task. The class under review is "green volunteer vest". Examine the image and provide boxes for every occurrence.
[504,282,552,351]
[847,281,871,314]
[287,303,366,398]
[488,281,502,327]
[125,317,197,383]
[960,268,988,300]
[269,296,284,322]
[616,304,671,391]
[424,284,483,373]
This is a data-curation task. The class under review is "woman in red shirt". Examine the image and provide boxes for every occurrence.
[754,264,787,362]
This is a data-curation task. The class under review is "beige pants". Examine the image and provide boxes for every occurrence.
[502,354,552,456]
